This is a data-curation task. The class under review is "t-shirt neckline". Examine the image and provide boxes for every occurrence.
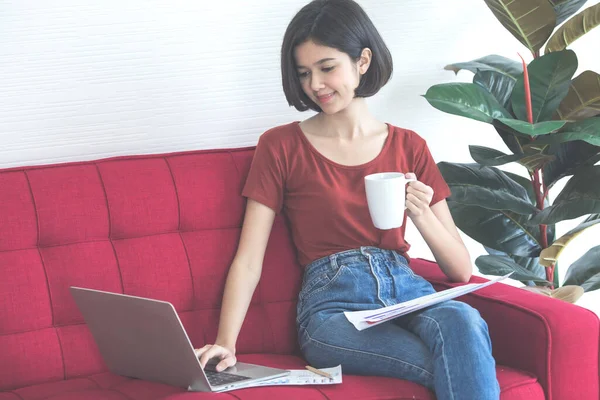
[293,121,393,170]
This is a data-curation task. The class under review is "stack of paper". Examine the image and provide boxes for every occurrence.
[235,365,343,388]
[344,273,513,331]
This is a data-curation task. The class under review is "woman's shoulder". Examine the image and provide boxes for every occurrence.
[388,124,428,149]
[259,121,301,147]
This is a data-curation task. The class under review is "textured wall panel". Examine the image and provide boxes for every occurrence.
[7,0,600,168]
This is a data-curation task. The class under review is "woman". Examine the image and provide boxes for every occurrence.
[196,1,500,399]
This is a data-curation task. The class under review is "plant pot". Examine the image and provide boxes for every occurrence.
[522,285,585,304]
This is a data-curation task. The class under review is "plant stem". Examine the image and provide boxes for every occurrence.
[520,52,553,287]
[531,168,551,285]
[519,54,534,124]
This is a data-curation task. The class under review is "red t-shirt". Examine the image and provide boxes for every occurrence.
[242,122,451,267]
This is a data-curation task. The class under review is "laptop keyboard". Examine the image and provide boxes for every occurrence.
[205,369,250,386]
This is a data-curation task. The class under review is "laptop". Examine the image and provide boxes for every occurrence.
[69,286,289,392]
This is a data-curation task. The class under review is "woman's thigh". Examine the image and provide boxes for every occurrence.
[399,300,491,345]
[299,312,435,389]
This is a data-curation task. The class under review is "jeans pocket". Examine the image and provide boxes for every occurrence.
[299,264,347,302]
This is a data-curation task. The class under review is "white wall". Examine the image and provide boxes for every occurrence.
[1,0,598,313]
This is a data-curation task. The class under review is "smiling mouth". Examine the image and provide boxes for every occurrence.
[316,93,335,103]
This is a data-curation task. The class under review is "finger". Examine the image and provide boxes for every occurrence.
[194,345,211,358]
[407,193,431,211]
[216,355,237,372]
[199,347,223,368]
[406,193,423,208]
[405,197,419,214]
[405,172,417,180]
[406,189,431,205]
[407,180,430,193]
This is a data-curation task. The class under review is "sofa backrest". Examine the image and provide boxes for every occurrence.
[0,148,302,391]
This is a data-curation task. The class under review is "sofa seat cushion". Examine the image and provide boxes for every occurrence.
[2,354,543,400]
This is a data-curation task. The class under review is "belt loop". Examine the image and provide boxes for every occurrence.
[329,253,337,270]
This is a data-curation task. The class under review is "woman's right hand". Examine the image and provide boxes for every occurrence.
[194,344,237,372]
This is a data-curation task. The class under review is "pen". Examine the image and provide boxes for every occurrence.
[305,365,333,379]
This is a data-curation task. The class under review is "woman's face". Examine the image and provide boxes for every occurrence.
[294,40,369,114]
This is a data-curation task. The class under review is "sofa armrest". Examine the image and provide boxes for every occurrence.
[411,258,600,400]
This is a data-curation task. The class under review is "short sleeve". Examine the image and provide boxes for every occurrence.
[413,139,451,206]
[241,133,286,213]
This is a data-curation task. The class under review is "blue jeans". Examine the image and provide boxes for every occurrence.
[296,247,500,400]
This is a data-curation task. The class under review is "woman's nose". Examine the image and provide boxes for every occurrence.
[310,73,324,91]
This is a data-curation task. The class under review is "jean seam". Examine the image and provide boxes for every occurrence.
[414,314,454,400]
[365,253,386,306]
[397,262,417,279]
[303,329,434,380]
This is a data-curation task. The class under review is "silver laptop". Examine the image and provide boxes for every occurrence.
[69,286,289,392]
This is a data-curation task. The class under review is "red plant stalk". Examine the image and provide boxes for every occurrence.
[519,54,552,287]
[518,54,534,125]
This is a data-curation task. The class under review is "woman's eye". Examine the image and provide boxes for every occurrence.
[298,71,309,78]
[322,66,335,72]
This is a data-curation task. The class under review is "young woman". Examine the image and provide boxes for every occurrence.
[196,1,500,398]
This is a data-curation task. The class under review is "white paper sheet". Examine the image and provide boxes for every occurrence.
[235,365,343,388]
[344,273,513,331]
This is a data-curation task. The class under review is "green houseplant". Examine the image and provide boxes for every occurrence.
[423,0,600,298]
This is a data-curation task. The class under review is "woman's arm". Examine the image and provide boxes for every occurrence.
[195,199,276,371]
[405,175,472,283]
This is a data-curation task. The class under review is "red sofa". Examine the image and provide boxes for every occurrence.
[1,146,598,400]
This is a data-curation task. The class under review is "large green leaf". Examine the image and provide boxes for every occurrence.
[546,3,600,53]
[532,165,600,224]
[502,171,536,202]
[469,145,556,172]
[490,121,558,171]
[533,117,600,146]
[474,70,517,110]
[483,0,557,53]
[484,246,548,284]
[438,162,538,214]
[469,145,522,166]
[444,55,523,77]
[555,71,600,121]
[444,55,523,110]
[564,245,600,291]
[424,83,511,123]
[515,152,557,172]
[496,118,567,137]
[448,201,544,257]
[475,255,551,284]
[512,50,578,123]
[540,218,600,266]
[503,171,556,244]
[549,0,589,25]
[542,140,600,189]
[493,120,529,155]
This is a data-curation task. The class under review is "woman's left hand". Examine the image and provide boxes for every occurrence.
[405,173,434,219]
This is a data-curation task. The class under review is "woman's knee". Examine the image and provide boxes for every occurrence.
[414,301,490,337]
[433,300,484,322]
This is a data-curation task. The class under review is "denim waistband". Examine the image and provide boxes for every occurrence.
[304,247,406,278]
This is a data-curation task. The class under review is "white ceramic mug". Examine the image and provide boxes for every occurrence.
[364,172,417,230]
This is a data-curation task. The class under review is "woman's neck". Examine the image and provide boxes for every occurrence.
[313,98,382,139]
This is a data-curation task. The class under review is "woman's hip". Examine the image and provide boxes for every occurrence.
[296,246,436,333]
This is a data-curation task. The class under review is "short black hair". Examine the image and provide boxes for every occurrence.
[281,0,393,112]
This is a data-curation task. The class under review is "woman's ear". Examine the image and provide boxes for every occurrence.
[358,48,372,75]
